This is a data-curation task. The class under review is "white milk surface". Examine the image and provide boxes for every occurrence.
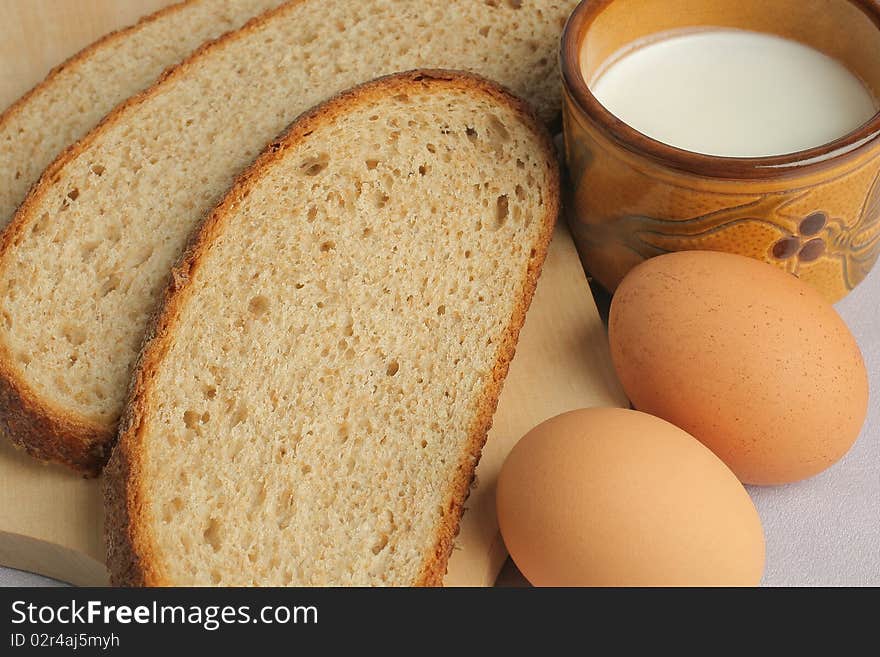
[587,29,878,157]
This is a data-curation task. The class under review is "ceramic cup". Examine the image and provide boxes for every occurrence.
[561,0,880,302]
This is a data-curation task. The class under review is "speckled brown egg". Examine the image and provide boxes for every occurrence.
[609,251,869,485]
[496,408,765,586]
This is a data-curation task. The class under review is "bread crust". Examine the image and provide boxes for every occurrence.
[0,0,563,478]
[0,0,297,476]
[0,0,198,477]
[0,0,191,139]
[103,70,559,587]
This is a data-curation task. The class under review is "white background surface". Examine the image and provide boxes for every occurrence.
[753,261,879,586]
[2,263,878,587]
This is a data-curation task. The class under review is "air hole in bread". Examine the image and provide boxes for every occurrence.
[248,295,270,316]
[437,305,446,315]
[386,360,399,376]
[307,206,318,222]
[203,385,217,400]
[230,403,248,428]
[465,127,478,143]
[183,409,201,430]
[203,519,222,552]
[162,497,184,523]
[268,389,280,410]
[277,488,295,529]
[300,154,329,176]
[99,272,121,297]
[133,246,154,268]
[67,189,79,201]
[62,324,87,346]
[31,213,51,235]
[488,114,509,141]
[365,159,379,170]
[320,241,336,253]
[479,25,490,36]
[371,534,389,555]
[418,165,429,176]
[495,195,509,228]
[426,143,436,153]
[375,193,390,209]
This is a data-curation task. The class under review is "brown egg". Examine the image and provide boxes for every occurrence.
[496,408,765,587]
[609,251,868,485]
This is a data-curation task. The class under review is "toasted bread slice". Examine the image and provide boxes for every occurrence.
[103,70,559,586]
[0,0,284,228]
[0,0,575,474]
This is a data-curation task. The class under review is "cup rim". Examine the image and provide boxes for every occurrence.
[560,0,880,179]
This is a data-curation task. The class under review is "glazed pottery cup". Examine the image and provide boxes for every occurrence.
[561,0,880,302]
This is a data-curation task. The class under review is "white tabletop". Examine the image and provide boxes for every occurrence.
[754,261,880,586]
[3,263,878,588]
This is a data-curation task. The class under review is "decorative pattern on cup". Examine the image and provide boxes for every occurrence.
[771,212,828,263]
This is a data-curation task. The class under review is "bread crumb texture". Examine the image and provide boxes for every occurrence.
[0,0,575,473]
[108,72,558,586]
[0,0,285,227]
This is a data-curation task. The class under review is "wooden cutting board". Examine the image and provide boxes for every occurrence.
[0,0,626,586]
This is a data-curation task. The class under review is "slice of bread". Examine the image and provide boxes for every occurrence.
[103,70,559,586]
[0,0,575,474]
[0,0,285,228]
